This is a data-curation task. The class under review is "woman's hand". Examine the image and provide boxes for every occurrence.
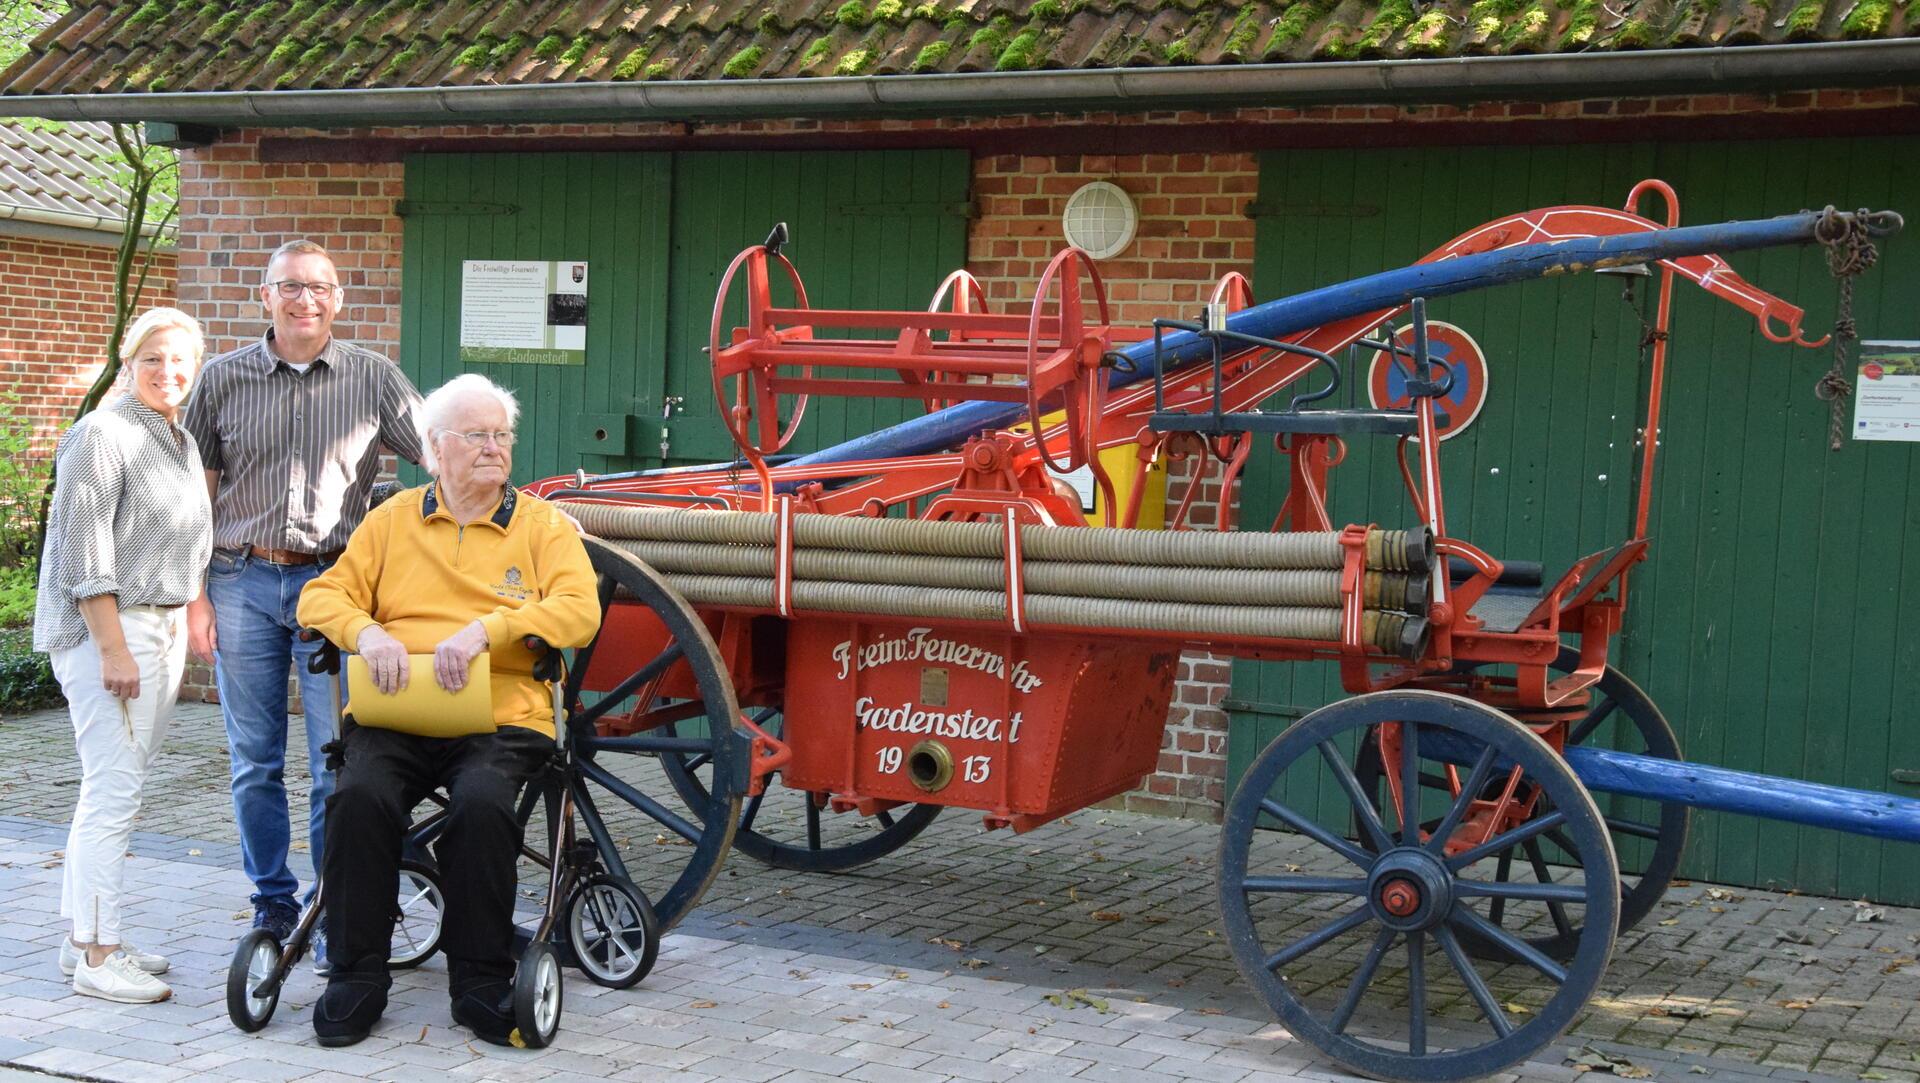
[99,645,141,699]
[433,621,489,693]
[356,625,410,695]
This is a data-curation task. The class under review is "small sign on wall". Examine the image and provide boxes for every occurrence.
[459,260,588,366]
[1854,341,1920,442]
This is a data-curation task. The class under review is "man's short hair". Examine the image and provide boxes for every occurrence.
[263,238,333,283]
[420,374,521,474]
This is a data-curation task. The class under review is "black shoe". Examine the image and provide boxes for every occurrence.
[312,963,389,1048]
[251,896,300,943]
[449,982,516,1047]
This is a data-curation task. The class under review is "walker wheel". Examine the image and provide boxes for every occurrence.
[225,929,283,1033]
[388,859,445,970]
[565,873,659,989]
[511,940,563,1050]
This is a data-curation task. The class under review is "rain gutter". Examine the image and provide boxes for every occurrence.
[0,200,163,237]
[0,41,1915,128]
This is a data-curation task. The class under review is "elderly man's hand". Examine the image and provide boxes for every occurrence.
[433,620,490,693]
[356,624,410,695]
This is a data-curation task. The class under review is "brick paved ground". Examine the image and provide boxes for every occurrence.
[3,703,1917,1082]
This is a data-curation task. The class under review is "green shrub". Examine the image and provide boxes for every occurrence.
[0,627,59,713]
[0,564,32,628]
[0,393,49,566]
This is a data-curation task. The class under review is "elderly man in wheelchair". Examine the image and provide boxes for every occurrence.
[294,373,598,1048]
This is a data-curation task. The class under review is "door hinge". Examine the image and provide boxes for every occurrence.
[1221,698,1309,720]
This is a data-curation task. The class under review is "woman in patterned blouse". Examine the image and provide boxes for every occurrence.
[33,308,212,1004]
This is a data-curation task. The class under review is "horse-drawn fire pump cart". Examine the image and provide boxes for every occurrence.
[501,181,1913,1081]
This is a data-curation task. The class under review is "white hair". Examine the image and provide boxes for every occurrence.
[420,373,520,474]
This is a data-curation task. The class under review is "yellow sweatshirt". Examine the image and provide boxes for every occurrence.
[297,484,599,736]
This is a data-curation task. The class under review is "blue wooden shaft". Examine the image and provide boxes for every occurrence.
[1420,727,1920,843]
[790,212,1827,470]
[1563,745,1920,844]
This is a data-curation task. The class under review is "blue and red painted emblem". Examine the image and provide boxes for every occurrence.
[1366,320,1489,442]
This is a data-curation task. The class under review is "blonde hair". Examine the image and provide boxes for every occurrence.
[119,307,205,365]
[421,373,520,474]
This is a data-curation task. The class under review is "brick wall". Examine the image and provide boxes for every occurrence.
[167,85,1913,818]
[0,236,177,457]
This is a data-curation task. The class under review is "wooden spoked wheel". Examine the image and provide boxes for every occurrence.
[559,538,746,931]
[1219,690,1618,1083]
[660,707,943,872]
[1024,247,1112,476]
[1356,646,1688,960]
[709,244,813,455]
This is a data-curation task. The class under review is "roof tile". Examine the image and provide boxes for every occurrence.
[0,0,1912,100]
[0,118,152,230]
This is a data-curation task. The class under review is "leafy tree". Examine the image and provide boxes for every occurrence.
[0,1,182,559]
[0,1,66,69]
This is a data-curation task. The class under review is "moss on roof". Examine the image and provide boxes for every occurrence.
[1,0,1912,98]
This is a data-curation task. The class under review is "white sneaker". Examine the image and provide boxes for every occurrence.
[59,938,168,977]
[73,950,172,1004]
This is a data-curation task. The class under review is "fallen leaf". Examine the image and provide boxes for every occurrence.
[1709,906,1726,914]
[881,1020,895,1029]
[1777,930,1814,944]
[1689,1067,1710,1075]
[849,983,873,990]
[1068,885,1080,903]
[1881,957,1914,974]
[1502,1001,1533,1016]
[1166,978,1186,988]
[1780,999,1815,1011]
[1861,1073,1889,1080]
[936,1001,950,1009]
[961,958,988,970]
[1091,911,1124,922]
[891,971,911,980]
[1651,1005,1712,1019]
[789,968,810,979]
[835,1016,862,1023]
[928,937,965,950]
[187,848,202,857]
[689,1000,718,1009]
[1659,918,1680,926]
[1567,1047,1653,1078]
[1197,1007,1225,1015]
[1852,900,1886,923]
[1089,851,1105,862]
[1142,915,1169,924]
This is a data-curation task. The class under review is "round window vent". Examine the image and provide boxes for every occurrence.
[1060,181,1137,260]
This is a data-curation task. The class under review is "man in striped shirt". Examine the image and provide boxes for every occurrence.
[183,239,425,962]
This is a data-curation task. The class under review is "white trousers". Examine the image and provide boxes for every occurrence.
[50,606,187,944]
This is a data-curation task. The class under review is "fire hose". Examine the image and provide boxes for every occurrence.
[563,503,1431,657]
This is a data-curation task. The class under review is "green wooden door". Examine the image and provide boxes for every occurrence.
[400,149,970,479]
[1226,138,1920,904]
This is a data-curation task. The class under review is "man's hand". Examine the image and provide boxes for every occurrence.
[99,645,140,700]
[356,624,410,695]
[187,595,217,664]
[433,620,489,693]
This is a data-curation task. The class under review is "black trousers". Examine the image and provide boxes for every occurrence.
[322,723,553,994]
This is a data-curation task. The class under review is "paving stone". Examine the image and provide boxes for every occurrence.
[2,704,1908,1083]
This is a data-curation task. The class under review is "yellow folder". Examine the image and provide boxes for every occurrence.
[345,654,497,737]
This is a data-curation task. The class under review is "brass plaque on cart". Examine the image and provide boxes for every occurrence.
[920,667,949,707]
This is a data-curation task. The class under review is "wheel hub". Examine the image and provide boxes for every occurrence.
[1367,848,1454,931]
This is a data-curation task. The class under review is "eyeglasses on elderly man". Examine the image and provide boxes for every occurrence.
[439,429,517,448]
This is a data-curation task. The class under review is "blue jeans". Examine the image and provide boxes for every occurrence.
[207,549,342,905]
